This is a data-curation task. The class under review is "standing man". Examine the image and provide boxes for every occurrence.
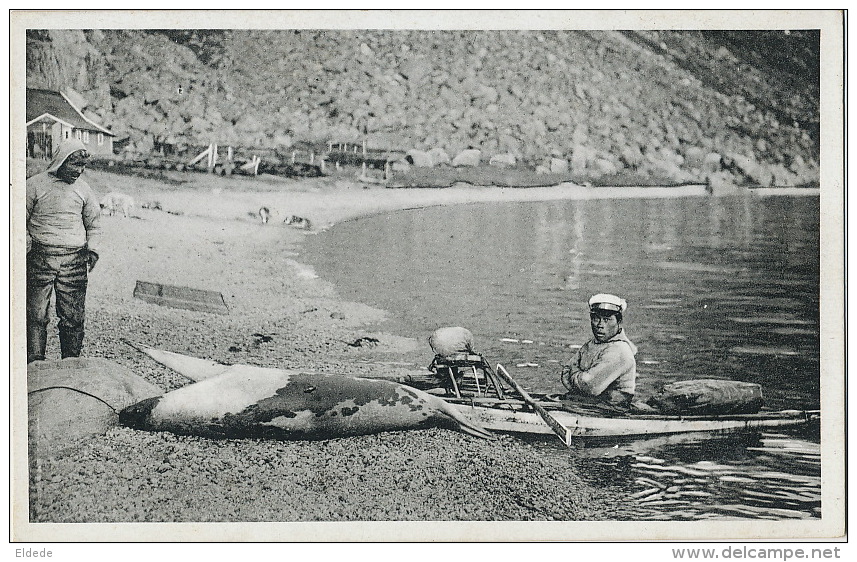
[26,139,102,363]
[561,293,638,407]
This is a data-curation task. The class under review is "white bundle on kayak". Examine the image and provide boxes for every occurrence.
[429,327,475,357]
[647,379,764,415]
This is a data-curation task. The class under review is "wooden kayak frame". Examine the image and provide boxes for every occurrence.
[446,395,819,440]
[424,358,820,441]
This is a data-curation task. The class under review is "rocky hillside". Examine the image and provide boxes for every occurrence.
[26,29,820,186]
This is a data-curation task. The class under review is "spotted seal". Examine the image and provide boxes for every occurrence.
[120,343,493,441]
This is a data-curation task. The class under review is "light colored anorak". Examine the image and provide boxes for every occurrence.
[26,139,102,253]
[562,329,638,400]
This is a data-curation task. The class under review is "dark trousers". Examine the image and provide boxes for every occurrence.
[26,245,88,363]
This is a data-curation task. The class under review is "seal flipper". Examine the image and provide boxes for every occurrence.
[123,340,230,382]
[423,393,495,440]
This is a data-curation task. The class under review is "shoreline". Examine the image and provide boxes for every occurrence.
[124,172,712,230]
[22,169,815,528]
[24,169,633,526]
[325,182,712,227]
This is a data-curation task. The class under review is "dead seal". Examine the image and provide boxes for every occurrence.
[120,342,493,441]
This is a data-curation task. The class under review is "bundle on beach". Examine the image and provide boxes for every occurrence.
[646,379,764,415]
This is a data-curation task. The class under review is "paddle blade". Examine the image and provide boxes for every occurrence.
[496,363,573,447]
[123,340,230,382]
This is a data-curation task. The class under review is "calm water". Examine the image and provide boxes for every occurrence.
[303,193,821,520]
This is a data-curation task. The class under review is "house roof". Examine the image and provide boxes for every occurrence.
[26,88,114,136]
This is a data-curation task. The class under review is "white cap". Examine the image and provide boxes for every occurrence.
[588,293,627,314]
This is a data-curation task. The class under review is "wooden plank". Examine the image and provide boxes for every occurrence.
[188,144,211,166]
[133,280,228,315]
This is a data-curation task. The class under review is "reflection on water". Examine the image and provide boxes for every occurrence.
[304,193,821,520]
[589,431,819,521]
[521,423,821,521]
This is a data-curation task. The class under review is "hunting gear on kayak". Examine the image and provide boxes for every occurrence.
[561,293,637,407]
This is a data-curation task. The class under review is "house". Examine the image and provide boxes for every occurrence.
[26,88,115,160]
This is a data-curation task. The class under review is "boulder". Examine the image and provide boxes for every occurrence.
[452,149,482,167]
[28,357,163,458]
[706,171,742,195]
[645,159,684,182]
[752,165,774,187]
[427,147,451,166]
[788,154,808,175]
[593,158,618,176]
[724,153,770,185]
[770,164,799,187]
[788,155,818,185]
[272,133,293,147]
[619,145,644,169]
[549,157,569,174]
[406,149,433,167]
[489,153,516,167]
[702,152,723,173]
[682,146,706,169]
[570,144,596,172]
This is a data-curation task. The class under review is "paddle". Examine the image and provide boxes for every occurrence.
[495,363,573,447]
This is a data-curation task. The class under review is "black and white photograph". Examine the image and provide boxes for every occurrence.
[8,9,846,546]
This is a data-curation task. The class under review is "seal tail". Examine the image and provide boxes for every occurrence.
[123,340,230,382]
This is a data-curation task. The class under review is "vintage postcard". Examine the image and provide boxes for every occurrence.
[8,10,846,545]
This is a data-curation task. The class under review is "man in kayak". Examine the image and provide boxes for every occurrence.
[561,293,638,408]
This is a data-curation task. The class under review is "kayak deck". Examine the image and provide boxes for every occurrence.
[448,396,819,439]
[419,355,819,441]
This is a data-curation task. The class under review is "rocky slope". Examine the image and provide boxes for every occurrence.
[26,29,820,186]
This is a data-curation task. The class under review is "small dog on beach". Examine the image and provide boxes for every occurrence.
[284,215,312,230]
[141,200,162,211]
[101,192,135,217]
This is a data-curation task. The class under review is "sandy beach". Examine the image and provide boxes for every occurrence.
[14,18,839,543]
[23,168,674,531]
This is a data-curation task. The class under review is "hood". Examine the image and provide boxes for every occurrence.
[46,138,88,175]
[608,329,638,355]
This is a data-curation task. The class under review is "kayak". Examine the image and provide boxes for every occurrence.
[445,395,819,440]
[387,352,819,444]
